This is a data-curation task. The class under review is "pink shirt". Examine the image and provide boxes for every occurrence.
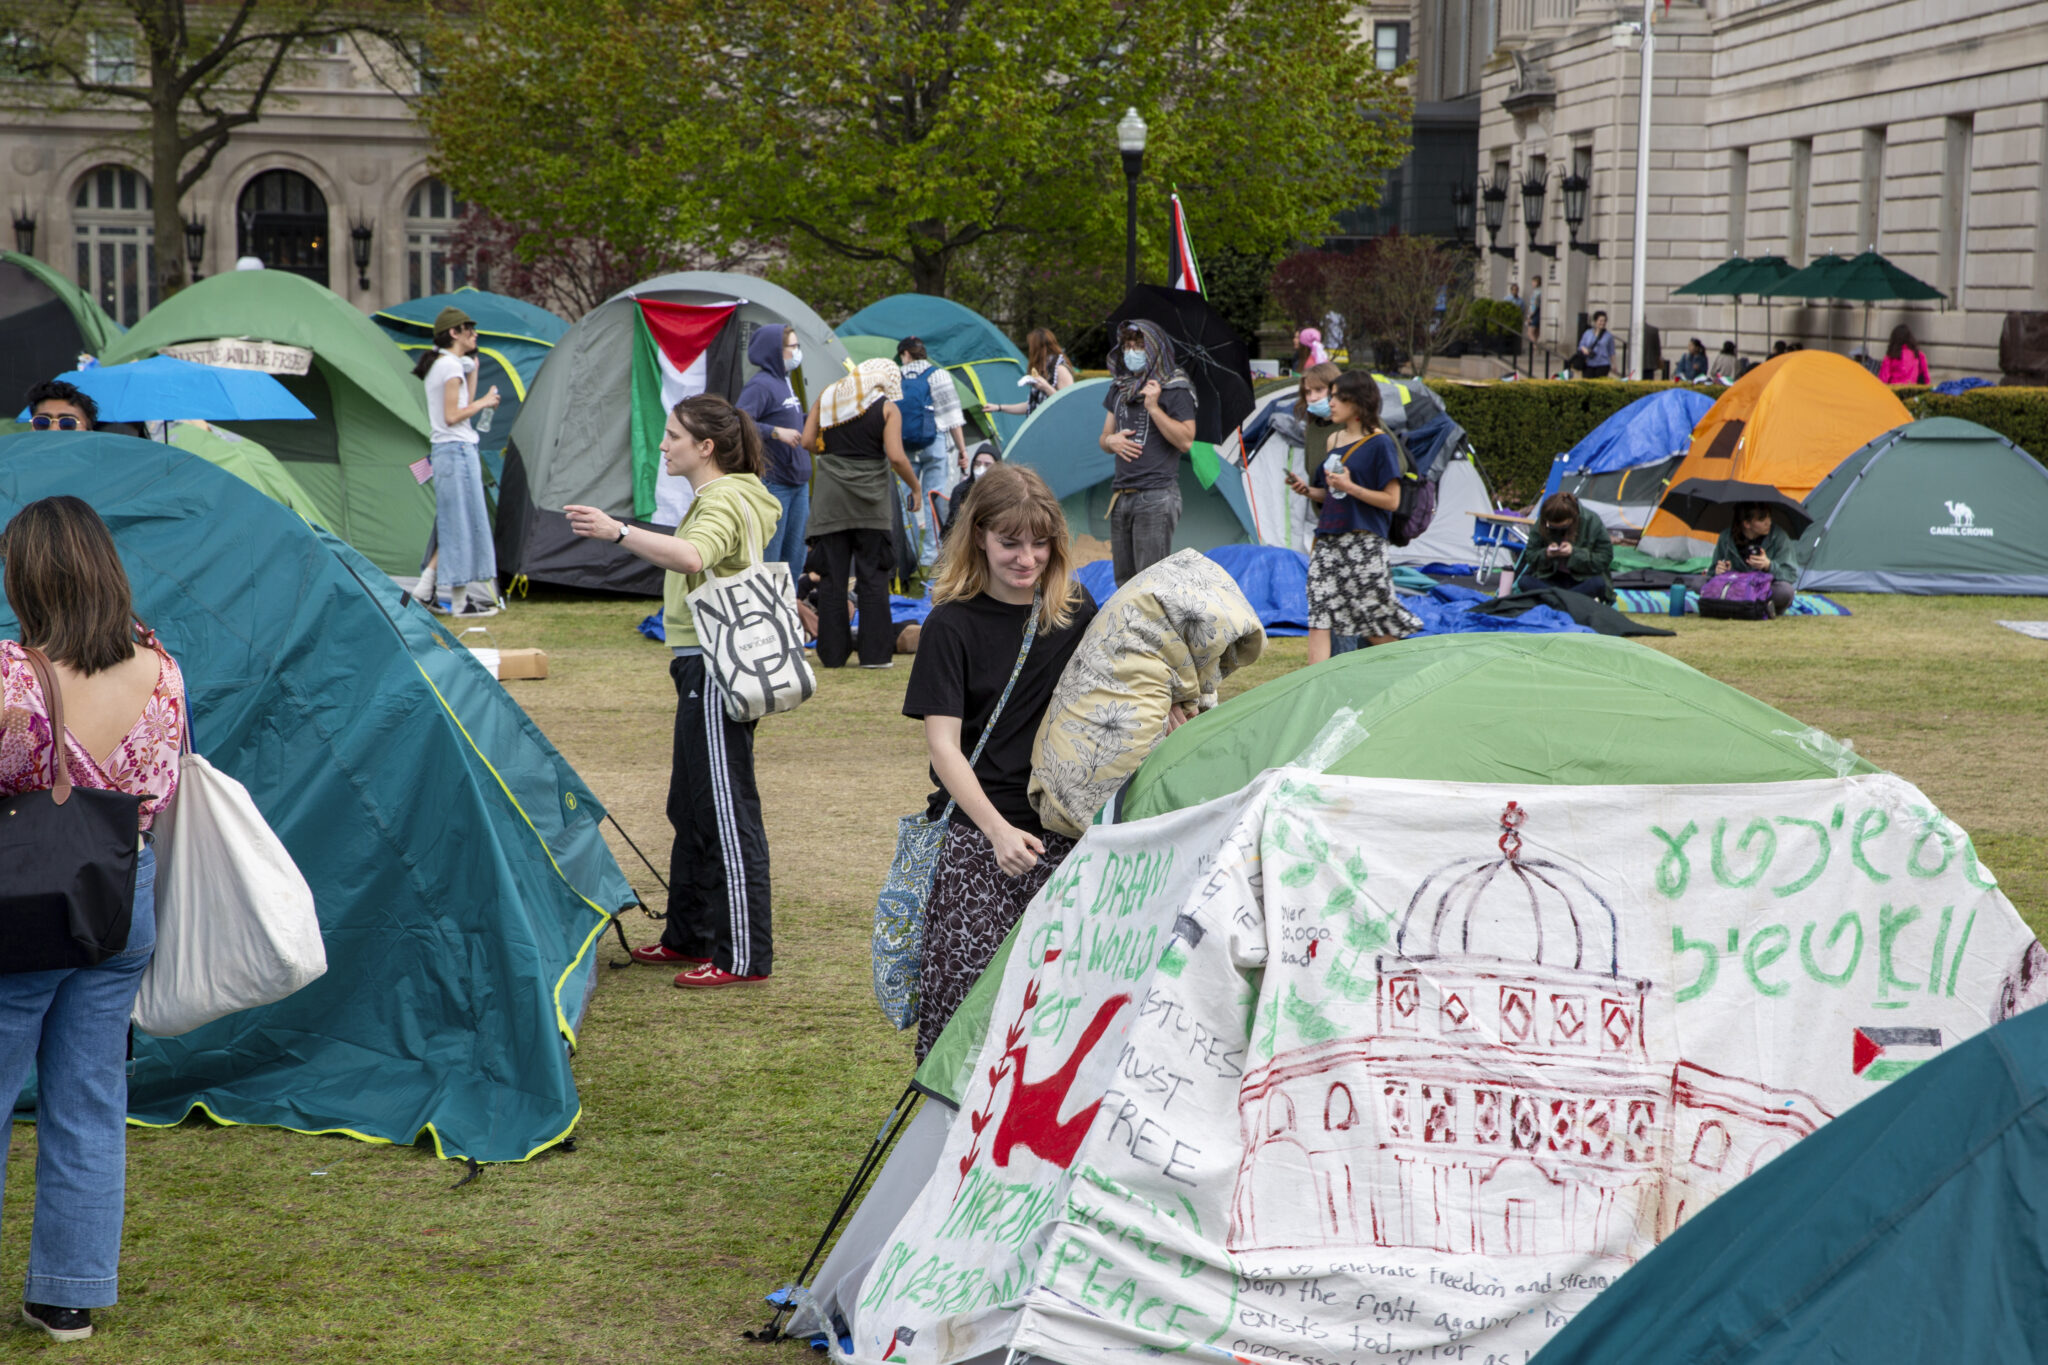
[1878,348,1929,385]
[0,638,187,831]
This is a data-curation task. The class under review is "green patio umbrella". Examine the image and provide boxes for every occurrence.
[1671,257,1753,359]
[1822,250,1946,361]
[1760,253,1862,352]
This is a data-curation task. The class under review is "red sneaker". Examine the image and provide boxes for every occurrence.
[630,943,709,966]
[674,963,770,989]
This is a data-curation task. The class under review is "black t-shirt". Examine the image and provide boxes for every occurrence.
[902,587,1099,837]
[1103,382,1197,491]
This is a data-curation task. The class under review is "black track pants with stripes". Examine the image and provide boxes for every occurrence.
[662,653,773,977]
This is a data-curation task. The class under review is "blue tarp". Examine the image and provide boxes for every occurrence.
[1552,388,1716,480]
[1075,546,1308,636]
[1533,1001,2048,1364]
[1403,582,1594,637]
[2,432,634,1163]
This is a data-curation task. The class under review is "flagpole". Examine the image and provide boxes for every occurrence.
[1626,0,1655,379]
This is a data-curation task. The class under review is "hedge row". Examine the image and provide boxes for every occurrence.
[1421,380,1680,505]
[1422,379,2048,506]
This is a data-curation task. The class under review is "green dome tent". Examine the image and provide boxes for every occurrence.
[0,431,636,1162]
[1002,376,1259,552]
[498,270,851,594]
[1796,416,2048,595]
[0,249,123,419]
[167,420,323,520]
[102,270,434,576]
[375,287,569,485]
[838,293,1030,445]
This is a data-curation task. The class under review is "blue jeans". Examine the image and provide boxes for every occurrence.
[900,439,954,567]
[430,440,496,587]
[763,481,810,575]
[0,845,156,1309]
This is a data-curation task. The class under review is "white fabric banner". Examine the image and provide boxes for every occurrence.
[844,772,2043,1365]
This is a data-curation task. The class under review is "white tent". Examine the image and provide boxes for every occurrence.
[830,767,2034,1365]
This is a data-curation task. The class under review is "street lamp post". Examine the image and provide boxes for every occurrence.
[1480,174,1515,259]
[1520,169,1556,259]
[1614,2,1655,377]
[183,215,207,283]
[350,218,374,291]
[11,207,35,257]
[1117,107,1147,292]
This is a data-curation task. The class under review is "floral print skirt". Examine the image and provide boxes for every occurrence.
[1307,530,1422,638]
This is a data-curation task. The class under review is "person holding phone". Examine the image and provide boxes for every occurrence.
[1510,491,1614,600]
[1711,502,1799,616]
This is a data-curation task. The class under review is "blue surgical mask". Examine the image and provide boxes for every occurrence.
[786,348,802,371]
[1306,398,1332,419]
[1122,348,1148,373]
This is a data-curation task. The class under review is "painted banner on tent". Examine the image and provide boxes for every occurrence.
[844,773,2044,1365]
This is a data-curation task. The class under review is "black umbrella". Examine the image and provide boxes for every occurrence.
[1106,284,1255,446]
[1661,478,1813,537]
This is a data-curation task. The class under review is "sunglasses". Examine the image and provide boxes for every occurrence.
[30,414,84,431]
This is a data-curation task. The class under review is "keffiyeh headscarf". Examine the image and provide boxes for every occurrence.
[819,357,903,429]
[1107,319,1196,447]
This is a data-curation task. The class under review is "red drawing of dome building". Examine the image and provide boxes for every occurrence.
[1229,803,1829,1260]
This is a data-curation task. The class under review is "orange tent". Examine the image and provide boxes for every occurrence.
[1640,351,1911,556]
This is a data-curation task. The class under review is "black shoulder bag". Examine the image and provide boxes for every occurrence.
[0,647,143,973]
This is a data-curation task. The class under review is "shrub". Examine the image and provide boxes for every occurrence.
[1422,379,1682,506]
[1893,386,2048,465]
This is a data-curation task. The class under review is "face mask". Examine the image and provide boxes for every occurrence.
[786,348,802,370]
[1306,398,1332,419]
[1122,348,1148,373]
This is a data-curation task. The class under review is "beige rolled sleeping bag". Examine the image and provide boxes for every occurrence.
[1029,550,1266,837]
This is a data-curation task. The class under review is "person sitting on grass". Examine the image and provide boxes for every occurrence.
[1511,491,1614,601]
[1711,502,1800,617]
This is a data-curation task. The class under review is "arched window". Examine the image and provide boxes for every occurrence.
[238,170,328,284]
[1323,1083,1358,1132]
[73,164,155,325]
[405,177,476,297]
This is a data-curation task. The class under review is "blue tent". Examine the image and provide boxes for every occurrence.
[1544,388,1716,531]
[838,294,1029,445]
[1003,377,1258,552]
[375,288,570,482]
[1533,995,2048,1364]
[0,432,634,1163]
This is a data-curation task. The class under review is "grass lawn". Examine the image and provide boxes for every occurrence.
[5,592,2044,1362]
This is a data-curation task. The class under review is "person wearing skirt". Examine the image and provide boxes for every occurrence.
[1286,370,1421,662]
[902,464,1097,1060]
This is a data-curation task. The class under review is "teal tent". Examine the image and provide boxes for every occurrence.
[0,432,636,1162]
[1796,416,2048,595]
[1532,996,2048,1363]
[1002,377,1259,551]
[839,294,1029,444]
[375,287,569,484]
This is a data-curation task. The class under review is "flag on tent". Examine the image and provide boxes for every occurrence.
[1168,189,1204,296]
[630,298,735,521]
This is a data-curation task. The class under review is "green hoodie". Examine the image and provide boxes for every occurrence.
[660,472,785,649]
[1513,505,1614,586]
[1711,522,1799,585]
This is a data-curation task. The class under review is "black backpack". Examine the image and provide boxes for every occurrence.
[1387,431,1437,548]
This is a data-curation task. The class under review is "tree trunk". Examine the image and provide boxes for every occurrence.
[907,223,950,297]
[150,85,188,299]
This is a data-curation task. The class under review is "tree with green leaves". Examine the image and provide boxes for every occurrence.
[2,1,421,299]
[423,0,1409,310]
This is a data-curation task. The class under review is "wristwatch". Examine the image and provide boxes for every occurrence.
[614,523,629,543]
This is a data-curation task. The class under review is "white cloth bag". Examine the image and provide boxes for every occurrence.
[133,751,326,1037]
[685,496,817,723]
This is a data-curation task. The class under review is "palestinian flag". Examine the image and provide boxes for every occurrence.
[630,298,736,521]
[1852,1025,1942,1082]
[1168,189,1204,296]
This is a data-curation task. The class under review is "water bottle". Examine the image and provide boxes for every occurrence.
[1323,454,1347,499]
[1667,583,1687,616]
[474,403,494,434]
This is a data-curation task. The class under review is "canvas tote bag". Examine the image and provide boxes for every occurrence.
[685,495,817,723]
[871,597,1039,1030]
[133,729,327,1036]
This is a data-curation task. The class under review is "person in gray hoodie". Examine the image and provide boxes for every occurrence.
[736,324,810,572]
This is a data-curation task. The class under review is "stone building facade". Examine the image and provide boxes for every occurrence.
[1,41,462,328]
[1477,0,2048,378]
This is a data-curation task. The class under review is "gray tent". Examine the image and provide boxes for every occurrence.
[496,272,850,594]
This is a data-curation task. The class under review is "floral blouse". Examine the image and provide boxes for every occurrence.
[0,637,187,831]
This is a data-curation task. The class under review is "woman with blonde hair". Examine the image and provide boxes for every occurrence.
[901,463,1097,1057]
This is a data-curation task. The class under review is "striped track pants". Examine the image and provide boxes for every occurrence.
[663,654,773,977]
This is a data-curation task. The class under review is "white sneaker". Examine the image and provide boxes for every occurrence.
[451,598,500,619]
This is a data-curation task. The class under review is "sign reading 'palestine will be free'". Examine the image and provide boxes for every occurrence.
[846,773,2044,1365]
